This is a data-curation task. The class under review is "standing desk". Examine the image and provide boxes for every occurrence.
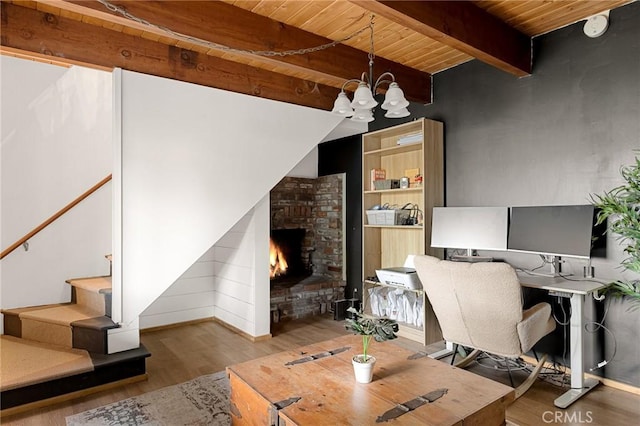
[517,272,610,408]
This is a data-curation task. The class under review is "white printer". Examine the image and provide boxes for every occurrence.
[375,256,423,290]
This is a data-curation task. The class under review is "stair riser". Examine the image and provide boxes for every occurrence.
[73,288,106,316]
[104,292,112,318]
[21,319,72,348]
[73,327,109,354]
[3,312,22,338]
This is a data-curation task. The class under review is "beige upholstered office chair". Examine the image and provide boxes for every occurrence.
[414,255,556,399]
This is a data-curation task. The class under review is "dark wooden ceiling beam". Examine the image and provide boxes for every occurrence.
[0,2,341,111]
[46,0,431,103]
[349,0,532,77]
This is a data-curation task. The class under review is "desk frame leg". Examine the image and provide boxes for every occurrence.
[554,293,600,408]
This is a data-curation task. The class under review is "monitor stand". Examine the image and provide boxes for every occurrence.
[451,255,494,263]
[527,255,564,277]
[450,249,493,263]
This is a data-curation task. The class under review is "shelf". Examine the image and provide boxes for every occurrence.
[361,118,444,347]
[364,187,422,194]
[397,321,424,332]
[363,142,422,157]
[363,225,424,229]
[363,279,424,294]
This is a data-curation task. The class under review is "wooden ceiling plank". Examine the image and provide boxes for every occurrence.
[307,2,365,36]
[377,33,432,58]
[278,1,336,28]
[48,0,430,102]
[431,56,473,73]
[249,0,288,17]
[479,0,538,21]
[0,2,341,111]
[475,1,630,36]
[349,0,532,77]
[11,1,38,8]
[120,26,144,38]
[139,30,162,43]
[81,14,106,27]
[514,1,623,35]
[58,8,84,22]
[264,0,315,22]
[228,1,262,11]
[34,2,60,14]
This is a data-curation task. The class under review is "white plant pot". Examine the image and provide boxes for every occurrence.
[352,354,376,383]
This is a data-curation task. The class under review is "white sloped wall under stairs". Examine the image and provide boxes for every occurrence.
[112,69,346,350]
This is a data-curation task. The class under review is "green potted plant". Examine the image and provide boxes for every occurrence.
[344,307,399,383]
[592,154,640,309]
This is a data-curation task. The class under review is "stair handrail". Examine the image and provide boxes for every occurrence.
[1,174,113,260]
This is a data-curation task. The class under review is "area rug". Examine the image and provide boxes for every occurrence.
[66,371,230,426]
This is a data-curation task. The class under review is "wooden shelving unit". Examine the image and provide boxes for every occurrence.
[361,118,444,346]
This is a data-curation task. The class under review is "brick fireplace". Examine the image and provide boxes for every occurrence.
[270,174,346,322]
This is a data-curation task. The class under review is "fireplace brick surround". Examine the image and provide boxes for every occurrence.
[270,175,346,321]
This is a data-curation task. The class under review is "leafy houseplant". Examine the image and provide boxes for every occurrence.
[344,307,399,383]
[592,154,640,309]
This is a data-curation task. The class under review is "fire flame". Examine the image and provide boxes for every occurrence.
[270,238,288,278]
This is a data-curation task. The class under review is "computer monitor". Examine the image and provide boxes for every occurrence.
[431,207,509,253]
[507,205,595,259]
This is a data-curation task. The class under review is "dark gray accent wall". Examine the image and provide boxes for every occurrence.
[319,2,640,386]
[422,2,640,387]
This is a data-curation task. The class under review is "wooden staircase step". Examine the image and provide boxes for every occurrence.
[71,316,118,331]
[2,304,69,338]
[19,305,105,348]
[1,304,67,315]
[19,304,103,327]
[0,341,150,415]
[65,276,111,294]
[0,335,94,393]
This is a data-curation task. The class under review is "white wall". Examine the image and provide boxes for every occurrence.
[213,196,270,337]
[288,147,318,179]
[139,245,216,329]
[1,58,112,320]
[114,70,344,336]
[140,197,269,335]
[138,120,366,333]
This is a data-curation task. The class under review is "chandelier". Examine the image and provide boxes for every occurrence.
[331,17,410,122]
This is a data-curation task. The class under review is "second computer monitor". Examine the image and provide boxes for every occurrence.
[507,205,595,259]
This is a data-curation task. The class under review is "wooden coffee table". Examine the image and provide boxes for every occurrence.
[227,334,514,425]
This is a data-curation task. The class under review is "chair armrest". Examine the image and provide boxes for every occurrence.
[517,303,556,353]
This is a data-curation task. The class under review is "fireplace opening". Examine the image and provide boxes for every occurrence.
[270,228,312,284]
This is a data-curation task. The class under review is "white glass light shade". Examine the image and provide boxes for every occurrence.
[331,92,354,117]
[384,107,410,118]
[381,82,409,110]
[351,82,378,109]
[351,108,374,122]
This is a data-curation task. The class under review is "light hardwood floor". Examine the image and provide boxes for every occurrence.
[2,315,639,425]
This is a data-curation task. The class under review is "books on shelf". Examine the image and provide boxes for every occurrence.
[370,168,386,191]
[405,168,420,187]
[397,133,423,146]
